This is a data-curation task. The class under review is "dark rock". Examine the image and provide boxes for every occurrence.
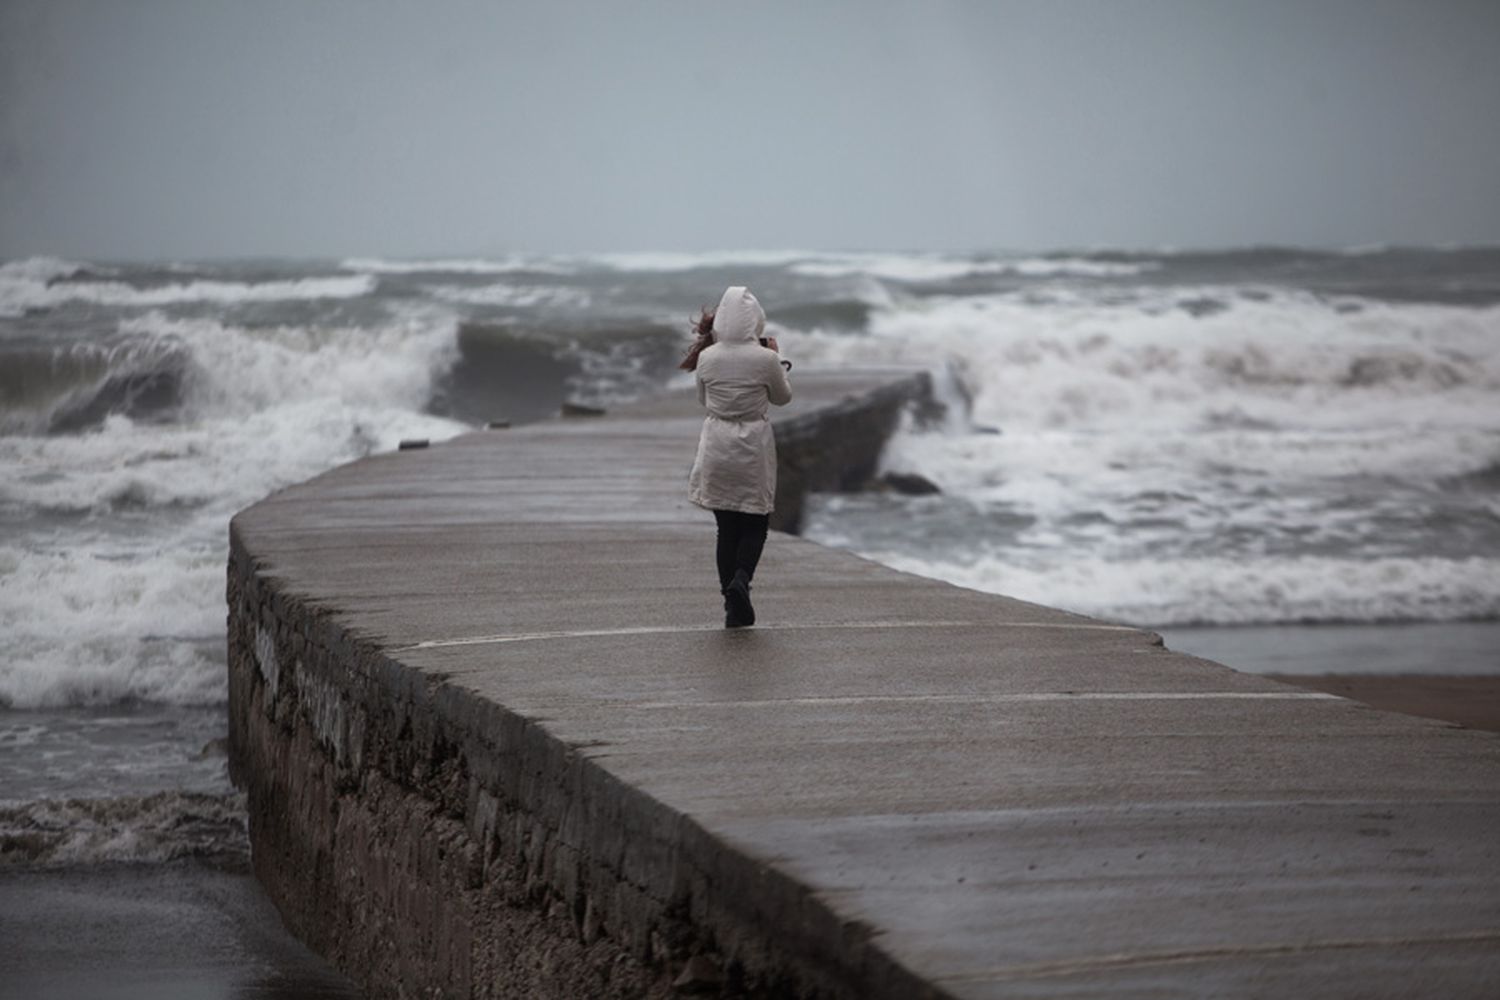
[973,424,1002,435]
[561,401,607,418]
[398,439,429,450]
[879,471,942,495]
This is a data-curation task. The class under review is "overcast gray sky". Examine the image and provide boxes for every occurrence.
[2,0,1497,260]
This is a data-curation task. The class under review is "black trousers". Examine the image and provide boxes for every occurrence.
[713,509,769,591]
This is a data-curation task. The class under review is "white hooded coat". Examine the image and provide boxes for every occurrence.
[687,286,793,514]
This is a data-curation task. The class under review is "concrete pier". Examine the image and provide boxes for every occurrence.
[228,368,1500,998]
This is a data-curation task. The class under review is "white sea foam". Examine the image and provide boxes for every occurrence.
[798,284,1500,626]
[794,287,1500,436]
[875,423,1500,511]
[0,541,227,707]
[343,248,894,276]
[428,283,592,309]
[0,310,468,708]
[0,271,375,316]
[789,253,1152,282]
[789,255,997,282]
[340,255,575,275]
[342,249,1151,281]
[145,311,458,417]
[1006,257,1155,277]
[3,310,463,507]
[852,550,1500,627]
[0,255,89,284]
[584,249,830,272]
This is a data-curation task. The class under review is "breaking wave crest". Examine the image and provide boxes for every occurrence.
[792,286,1500,428]
[789,253,1154,282]
[0,309,468,709]
[0,257,374,317]
[340,255,574,275]
[0,339,189,435]
[796,284,1500,627]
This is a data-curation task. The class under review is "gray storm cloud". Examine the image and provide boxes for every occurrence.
[1,0,1498,259]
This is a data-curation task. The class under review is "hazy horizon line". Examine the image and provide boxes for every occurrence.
[6,241,1499,268]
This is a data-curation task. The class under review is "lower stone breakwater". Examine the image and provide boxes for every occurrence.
[228,367,1500,999]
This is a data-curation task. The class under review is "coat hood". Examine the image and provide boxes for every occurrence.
[712,286,766,345]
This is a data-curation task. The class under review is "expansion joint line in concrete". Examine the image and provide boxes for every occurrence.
[392,619,1142,652]
[936,927,1500,984]
[630,691,1341,709]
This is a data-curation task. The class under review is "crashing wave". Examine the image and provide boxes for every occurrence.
[789,286,1500,434]
[789,253,1155,282]
[0,340,190,435]
[427,283,593,309]
[340,256,574,275]
[0,266,375,316]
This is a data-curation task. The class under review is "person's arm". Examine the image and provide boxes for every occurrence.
[697,371,707,406]
[765,350,792,406]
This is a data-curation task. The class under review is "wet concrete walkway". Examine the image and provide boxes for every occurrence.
[232,368,1500,998]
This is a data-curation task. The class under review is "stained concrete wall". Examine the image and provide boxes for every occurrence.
[226,371,937,999]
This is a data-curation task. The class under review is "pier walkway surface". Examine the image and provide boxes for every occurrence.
[228,368,1500,999]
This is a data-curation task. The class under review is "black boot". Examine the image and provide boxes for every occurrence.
[724,569,754,628]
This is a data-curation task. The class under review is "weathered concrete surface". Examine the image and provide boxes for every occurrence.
[229,367,1500,999]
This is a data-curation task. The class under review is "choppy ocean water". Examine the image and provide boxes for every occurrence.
[1,248,1497,986]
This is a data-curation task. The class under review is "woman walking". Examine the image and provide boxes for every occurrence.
[683,286,793,628]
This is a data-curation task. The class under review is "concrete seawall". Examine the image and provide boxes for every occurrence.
[228,367,1500,998]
